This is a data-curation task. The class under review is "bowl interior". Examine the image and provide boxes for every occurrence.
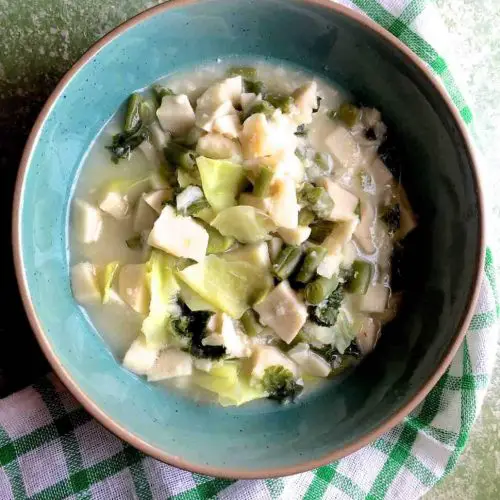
[17,0,481,475]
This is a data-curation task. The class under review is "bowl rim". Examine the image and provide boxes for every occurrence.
[12,0,485,479]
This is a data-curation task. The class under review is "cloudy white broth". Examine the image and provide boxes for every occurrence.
[70,61,416,406]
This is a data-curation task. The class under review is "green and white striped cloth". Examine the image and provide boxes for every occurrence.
[1,1,498,498]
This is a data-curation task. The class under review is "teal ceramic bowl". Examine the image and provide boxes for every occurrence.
[13,0,484,478]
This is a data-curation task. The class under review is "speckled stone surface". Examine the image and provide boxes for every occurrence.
[0,0,498,497]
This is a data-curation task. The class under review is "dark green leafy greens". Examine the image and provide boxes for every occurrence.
[261,365,303,403]
[107,93,147,163]
[170,307,226,360]
[312,341,361,375]
[309,286,344,326]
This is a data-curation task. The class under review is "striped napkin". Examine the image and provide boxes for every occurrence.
[1,1,498,499]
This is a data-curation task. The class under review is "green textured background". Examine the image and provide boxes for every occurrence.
[0,1,498,498]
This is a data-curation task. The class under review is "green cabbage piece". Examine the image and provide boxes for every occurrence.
[178,281,216,312]
[141,250,180,348]
[196,157,247,212]
[176,254,272,318]
[211,206,276,243]
[102,176,151,204]
[193,362,267,406]
[100,261,119,304]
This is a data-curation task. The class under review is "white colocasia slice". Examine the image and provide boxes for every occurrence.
[133,196,158,233]
[147,205,208,262]
[73,199,103,243]
[122,337,159,376]
[71,262,101,304]
[240,113,275,159]
[317,177,359,221]
[291,81,318,125]
[143,189,172,214]
[196,133,242,160]
[118,263,150,315]
[317,218,359,279]
[203,312,252,359]
[251,345,298,380]
[99,191,129,220]
[147,349,193,381]
[156,94,196,136]
[253,281,307,344]
[325,124,364,169]
[356,284,390,313]
[287,343,331,377]
[278,226,311,245]
[195,76,242,131]
[268,177,299,229]
[353,200,376,254]
[213,114,242,139]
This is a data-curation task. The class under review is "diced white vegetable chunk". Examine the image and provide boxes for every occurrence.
[353,201,376,254]
[138,141,161,167]
[213,114,241,139]
[196,100,237,132]
[143,189,171,214]
[317,218,359,278]
[147,205,208,262]
[147,348,193,381]
[156,94,195,136]
[341,241,357,269]
[240,92,260,114]
[99,191,130,220]
[288,343,331,377]
[269,177,299,229]
[203,312,251,358]
[259,149,304,184]
[278,226,311,245]
[149,121,169,151]
[361,108,387,141]
[238,193,272,213]
[118,263,150,315]
[268,237,283,262]
[240,113,274,159]
[220,76,243,105]
[176,186,204,214]
[355,317,381,354]
[197,76,242,110]
[275,151,304,184]
[357,284,389,313]
[254,281,307,344]
[370,158,394,189]
[397,188,417,240]
[73,199,103,243]
[133,197,158,233]
[292,81,318,125]
[195,77,241,130]
[71,262,101,304]
[251,345,298,379]
[193,358,214,373]
[122,337,159,375]
[317,177,359,221]
[301,322,336,347]
[325,125,364,169]
[196,133,242,160]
